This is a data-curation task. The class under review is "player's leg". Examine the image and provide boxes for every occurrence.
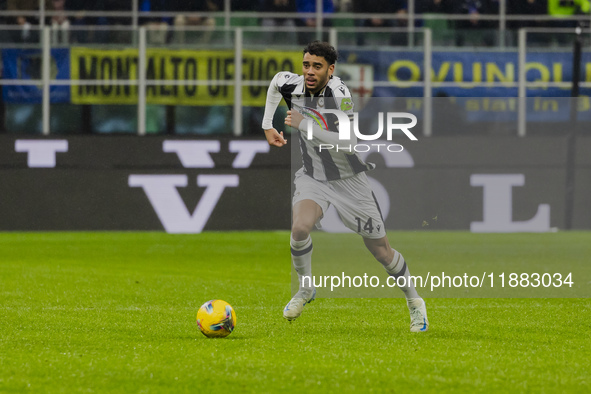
[363,236,421,300]
[325,173,422,301]
[292,199,322,241]
[363,236,419,298]
[291,199,322,291]
[284,199,323,321]
[363,236,429,332]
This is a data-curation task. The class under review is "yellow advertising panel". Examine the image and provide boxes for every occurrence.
[70,48,302,106]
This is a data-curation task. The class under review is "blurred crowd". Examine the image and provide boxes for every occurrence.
[0,0,588,45]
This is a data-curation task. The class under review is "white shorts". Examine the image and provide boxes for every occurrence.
[292,169,386,239]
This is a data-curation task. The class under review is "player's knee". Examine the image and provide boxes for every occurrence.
[291,223,311,241]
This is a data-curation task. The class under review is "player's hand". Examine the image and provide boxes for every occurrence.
[264,128,287,147]
[285,110,304,130]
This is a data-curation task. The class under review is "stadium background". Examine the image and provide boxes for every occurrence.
[1,0,590,232]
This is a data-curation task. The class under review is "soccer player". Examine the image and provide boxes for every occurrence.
[262,41,429,332]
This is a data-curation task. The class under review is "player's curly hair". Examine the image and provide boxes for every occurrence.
[303,41,339,65]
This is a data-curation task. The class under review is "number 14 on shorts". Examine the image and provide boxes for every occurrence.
[355,217,380,234]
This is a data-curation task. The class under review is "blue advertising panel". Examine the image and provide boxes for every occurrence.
[339,49,591,98]
[2,48,71,104]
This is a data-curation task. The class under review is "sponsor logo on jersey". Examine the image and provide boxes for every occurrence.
[340,98,353,111]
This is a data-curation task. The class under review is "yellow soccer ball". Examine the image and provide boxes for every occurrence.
[196,300,237,338]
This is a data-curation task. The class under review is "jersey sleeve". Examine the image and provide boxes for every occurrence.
[261,72,285,130]
[327,80,355,143]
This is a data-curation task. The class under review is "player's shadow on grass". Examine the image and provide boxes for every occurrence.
[281,321,409,338]
[177,335,250,341]
[422,328,555,344]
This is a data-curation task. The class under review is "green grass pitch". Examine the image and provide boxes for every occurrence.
[1,232,590,392]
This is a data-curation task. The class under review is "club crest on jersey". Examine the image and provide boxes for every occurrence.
[318,98,324,107]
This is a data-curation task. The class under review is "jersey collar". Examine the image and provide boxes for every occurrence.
[304,82,329,98]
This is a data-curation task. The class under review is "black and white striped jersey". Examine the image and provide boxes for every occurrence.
[262,71,375,182]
